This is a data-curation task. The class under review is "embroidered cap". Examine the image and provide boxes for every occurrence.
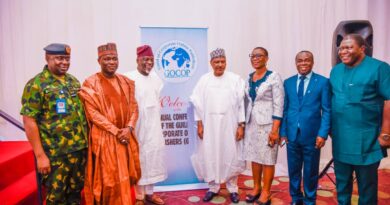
[210,48,226,60]
[98,43,117,58]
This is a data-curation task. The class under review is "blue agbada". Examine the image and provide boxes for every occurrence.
[330,56,390,165]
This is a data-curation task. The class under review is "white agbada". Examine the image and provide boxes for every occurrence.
[124,70,167,185]
[190,71,246,184]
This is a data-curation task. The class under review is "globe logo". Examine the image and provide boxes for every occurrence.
[156,40,197,83]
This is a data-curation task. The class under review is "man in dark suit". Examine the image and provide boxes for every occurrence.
[280,51,331,205]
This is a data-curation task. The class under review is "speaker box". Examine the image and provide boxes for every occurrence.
[332,20,373,66]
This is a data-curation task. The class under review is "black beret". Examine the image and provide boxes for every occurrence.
[44,43,71,55]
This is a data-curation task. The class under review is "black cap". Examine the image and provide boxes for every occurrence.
[44,43,71,55]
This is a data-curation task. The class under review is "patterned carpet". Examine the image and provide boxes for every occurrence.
[152,169,390,205]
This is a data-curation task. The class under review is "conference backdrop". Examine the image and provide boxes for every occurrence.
[141,27,208,189]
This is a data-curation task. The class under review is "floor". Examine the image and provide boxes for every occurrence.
[152,169,390,205]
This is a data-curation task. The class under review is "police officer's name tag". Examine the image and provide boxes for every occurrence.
[56,99,67,114]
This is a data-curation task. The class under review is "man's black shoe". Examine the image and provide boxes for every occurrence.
[203,191,217,202]
[230,192,240,203]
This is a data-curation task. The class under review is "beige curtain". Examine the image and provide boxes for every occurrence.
[1,0,389,172]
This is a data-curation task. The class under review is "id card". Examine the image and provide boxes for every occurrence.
[56,99,67,114]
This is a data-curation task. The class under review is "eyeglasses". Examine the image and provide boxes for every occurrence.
[249,54,266,59]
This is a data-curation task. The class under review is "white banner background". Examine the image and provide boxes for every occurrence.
[141,27,208,190]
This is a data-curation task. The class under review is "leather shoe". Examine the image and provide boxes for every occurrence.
[245,193,260,203]
[145,194,165,205]
[230,192,240,203]
[290,200,303,205]
[203,191,217,202]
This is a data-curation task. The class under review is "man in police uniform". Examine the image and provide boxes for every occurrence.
[330,34,390,205]
[21,43,88,204]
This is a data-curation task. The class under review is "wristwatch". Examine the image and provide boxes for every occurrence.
[238,123,245,128]
[381,133,390,141]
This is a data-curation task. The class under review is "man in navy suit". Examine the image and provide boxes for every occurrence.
[280,51,331,205]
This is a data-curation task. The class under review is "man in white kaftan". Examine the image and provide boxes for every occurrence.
[124,45,167,205]
[190,48,246,203]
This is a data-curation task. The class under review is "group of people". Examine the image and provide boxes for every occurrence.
[20,33,389,205]
[21,43,166,205]
[190,34,390,205]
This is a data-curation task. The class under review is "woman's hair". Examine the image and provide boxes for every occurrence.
[253,47,268,57]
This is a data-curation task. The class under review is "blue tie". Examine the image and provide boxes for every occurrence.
[298,75,306,103]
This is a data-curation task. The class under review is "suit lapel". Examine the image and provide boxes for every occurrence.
[292,75,298,98]
[254,80,269,101]
[245,80,253,104]
[249,72,270,102]
[302,72,317,103]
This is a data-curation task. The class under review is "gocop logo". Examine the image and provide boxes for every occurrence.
[155,40,197,83]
